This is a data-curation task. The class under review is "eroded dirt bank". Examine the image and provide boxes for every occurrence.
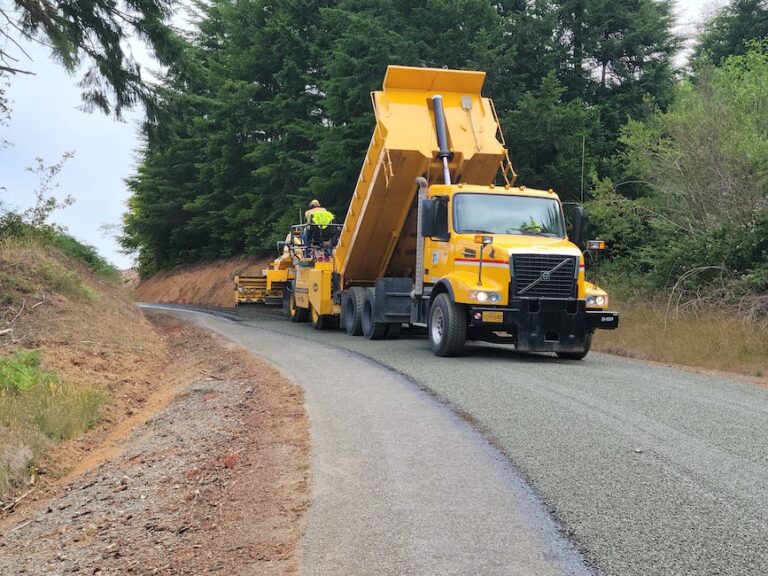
[0,313,310,575]
[134,257,269,308]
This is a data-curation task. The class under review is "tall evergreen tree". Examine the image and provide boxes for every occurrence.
[694,0,768,65]
[122,0,680,274]
[1,0,179,116]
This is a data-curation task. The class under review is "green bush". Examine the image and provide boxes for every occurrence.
[51,233,120,281]
[34,262,97,301]
[588,45,768,316]
[0,349,103,494]
[0,214,119,281]
[0,352,103,441]
[0,350,56,393]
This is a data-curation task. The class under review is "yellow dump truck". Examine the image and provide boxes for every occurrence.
[274,65,618,358]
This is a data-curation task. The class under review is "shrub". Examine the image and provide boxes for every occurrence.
[0,350,56,393]
[0,349,103,494]
[34,262,96,301]
[51,233,120,281]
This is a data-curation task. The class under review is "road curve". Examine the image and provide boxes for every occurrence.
[145,305,768,576]
[144,306,591,576]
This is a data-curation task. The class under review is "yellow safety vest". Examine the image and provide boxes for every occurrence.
[310,209,334,228]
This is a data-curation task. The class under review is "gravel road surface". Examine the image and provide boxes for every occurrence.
[146,305,768,576]
[144,306,591,576]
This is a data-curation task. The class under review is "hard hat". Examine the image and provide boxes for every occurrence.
[309,199,321,208]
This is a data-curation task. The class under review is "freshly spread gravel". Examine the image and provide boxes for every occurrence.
[172,305,768,576]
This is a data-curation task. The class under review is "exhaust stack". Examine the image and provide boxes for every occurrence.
[431,95,452,185]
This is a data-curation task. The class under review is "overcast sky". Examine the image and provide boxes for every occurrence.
[0,0,720,270]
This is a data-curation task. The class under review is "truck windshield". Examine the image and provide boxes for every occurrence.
[453,193,565,238]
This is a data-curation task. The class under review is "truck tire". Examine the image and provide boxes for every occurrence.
[362,288,387,340]
[342,287,365,336]
[311,305,334,331]
[288,291,309,323]
[556,333,592,360]
[428,293,466,357]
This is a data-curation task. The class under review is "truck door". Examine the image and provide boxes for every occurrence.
[424,196,451,285]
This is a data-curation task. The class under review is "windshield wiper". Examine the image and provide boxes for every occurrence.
[509,229,554,237]
[460,229,495,234]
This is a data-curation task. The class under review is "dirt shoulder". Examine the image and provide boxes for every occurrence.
[0,312,311,575]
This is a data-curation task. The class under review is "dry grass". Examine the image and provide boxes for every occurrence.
[0,380,103,494]
[134,256,269,308]
[0,238,166,498]
[593,299,768,378]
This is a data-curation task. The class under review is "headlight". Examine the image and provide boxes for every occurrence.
[469,291,501,303]
[586,295,607,307]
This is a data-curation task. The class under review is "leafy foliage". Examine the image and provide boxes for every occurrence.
[589,45,768,313]
[0,350,54,393]
[0,154,118,279]
[694,0,768,66]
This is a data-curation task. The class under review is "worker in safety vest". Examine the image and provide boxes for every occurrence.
[305,199,334,227]
[302,199,335,246]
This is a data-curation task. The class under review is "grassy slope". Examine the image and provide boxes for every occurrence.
[0,238,166,495]
[593,300,768,378]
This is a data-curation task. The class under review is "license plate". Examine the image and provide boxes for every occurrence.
[482,311,504,323]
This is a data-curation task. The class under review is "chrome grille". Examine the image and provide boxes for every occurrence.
[511,254,577,299]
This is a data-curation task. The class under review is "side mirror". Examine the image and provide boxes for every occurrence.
[420,197,449,240]
[421,198,438,238]
[572,206,587,250]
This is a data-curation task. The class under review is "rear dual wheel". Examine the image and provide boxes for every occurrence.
[343,287,400,340]
[342,287,366,336]
[362,288,388,340]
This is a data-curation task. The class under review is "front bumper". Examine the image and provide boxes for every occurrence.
[468,298,619,353]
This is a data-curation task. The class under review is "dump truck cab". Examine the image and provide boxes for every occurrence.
[415,182,616,357]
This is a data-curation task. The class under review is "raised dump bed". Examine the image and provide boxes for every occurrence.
[334,66,513,287]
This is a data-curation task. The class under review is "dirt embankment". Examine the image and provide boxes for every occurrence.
[1,241,311,573]
[1,313,310,575]
[135,257,270,308]
[1,239,166,490]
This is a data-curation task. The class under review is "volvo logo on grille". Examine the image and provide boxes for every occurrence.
[518,257,572,295]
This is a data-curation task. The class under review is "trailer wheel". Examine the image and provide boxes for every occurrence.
[428,293,466,357]
[311,305,334,330]
[556,333,592,360]
[342,287,365,336]
[362,288,387,340]
[288,291,309,323]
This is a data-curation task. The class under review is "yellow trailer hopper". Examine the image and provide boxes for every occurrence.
[234,256,292,307]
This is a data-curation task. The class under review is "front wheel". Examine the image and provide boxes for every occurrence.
[287,291,309,323]
[428,293,466,357]
[556,333,592,360]
[311,304,334,330]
